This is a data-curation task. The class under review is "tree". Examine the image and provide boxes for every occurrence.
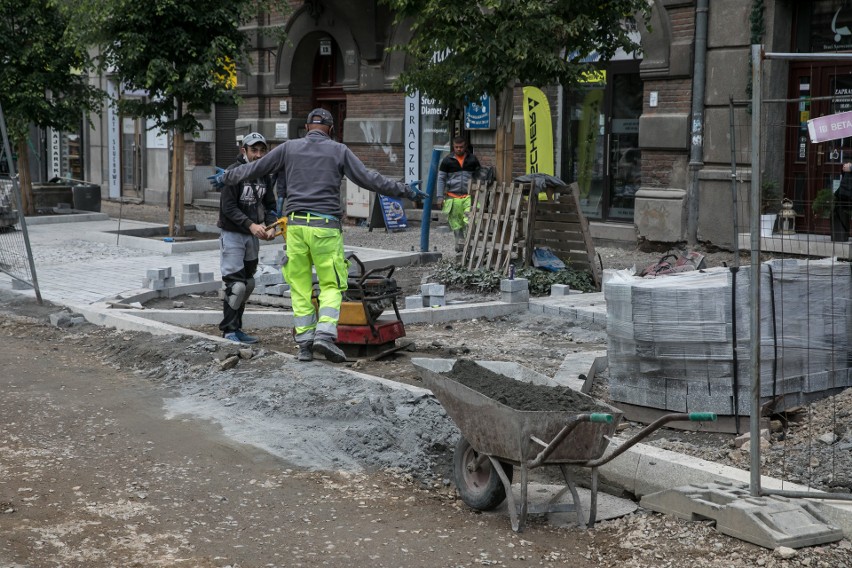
[382,0,648,179]
[0,0,104,215]
[82,0,290,235]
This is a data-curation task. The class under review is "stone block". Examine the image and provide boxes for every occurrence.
[421,283,445,296]
[405,295,423,310]
[609,384,667,409]
[255,272,284,286]
[147,277,176,290]
[146,267,172,280]
[181,273,201,284]
[264,284,289,296]
[500,278,528,293]
[199,272,215,282]
[182,263,200,274]
[550,284,572,296]
[426,296,446,307]
[501,289,529,304]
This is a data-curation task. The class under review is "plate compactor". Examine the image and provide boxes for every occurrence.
[332,254,411,360]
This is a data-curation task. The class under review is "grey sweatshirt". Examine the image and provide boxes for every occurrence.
[220,129,408,218]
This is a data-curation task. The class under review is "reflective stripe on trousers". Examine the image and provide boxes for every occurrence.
[283,224,348,344]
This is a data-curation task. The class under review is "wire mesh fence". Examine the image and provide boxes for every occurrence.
[0,102,40,301]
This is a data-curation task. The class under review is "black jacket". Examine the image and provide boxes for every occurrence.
[436,152,481,198]
[217,156,278,234]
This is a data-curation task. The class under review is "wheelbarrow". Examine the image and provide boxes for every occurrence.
[412,358,717,532]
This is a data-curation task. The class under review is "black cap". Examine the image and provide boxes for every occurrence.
[307,108,334,127]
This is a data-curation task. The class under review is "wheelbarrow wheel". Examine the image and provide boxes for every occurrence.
[453,437,513,511]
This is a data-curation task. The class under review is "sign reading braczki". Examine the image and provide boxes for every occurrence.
[807,110,852,143]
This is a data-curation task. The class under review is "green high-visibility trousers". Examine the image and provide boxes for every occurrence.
[283,224,348,344]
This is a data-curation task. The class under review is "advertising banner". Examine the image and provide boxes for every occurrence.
[807,110,852,143]
[522,86,554,175]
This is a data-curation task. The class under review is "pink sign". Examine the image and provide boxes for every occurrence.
[807,111,852,143]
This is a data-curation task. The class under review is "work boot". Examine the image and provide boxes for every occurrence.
[234,330,259,344]
[223,332,243,344]
[312,339,347,363]
[297,343,313,362]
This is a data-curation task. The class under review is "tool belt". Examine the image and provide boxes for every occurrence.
[287,212,342,230]
[446,192,468,199]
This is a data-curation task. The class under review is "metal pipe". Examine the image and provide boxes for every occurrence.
[730,96,740,264]
[686,0,709,245]
[761,489,852,502]
[749,43,763,498]
[419,147,444,252]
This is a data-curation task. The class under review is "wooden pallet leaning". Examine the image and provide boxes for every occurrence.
[461,181,527,273]
[525,182,601,290]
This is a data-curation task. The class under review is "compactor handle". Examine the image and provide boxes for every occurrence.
[589,413,613,423]
[688,412,717,422]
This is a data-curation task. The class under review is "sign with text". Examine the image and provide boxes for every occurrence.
[807,110,852,143]
[464,95,494,130]
[370,195,408,232]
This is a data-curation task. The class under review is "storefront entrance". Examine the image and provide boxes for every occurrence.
[785,63,852,233]
[564,61,642,223]
[120,115,144,199]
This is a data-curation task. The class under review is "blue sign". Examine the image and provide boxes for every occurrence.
[465,95,494,130]
[378,195,408,231]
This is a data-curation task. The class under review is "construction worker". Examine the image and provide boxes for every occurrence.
[217,132,277,344]
[435,136,481,252]
[209,108,425,363]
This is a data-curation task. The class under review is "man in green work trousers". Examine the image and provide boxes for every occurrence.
[210,109,424,362]
[435,136,481,253]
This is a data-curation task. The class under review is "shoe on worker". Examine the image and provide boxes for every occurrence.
[224,332,243,344]
[312,339,347,363]
[297,343,314,362]
[234,330,259,344]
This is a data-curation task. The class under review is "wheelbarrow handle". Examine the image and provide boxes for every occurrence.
[589,413,613,423]
[688,412,717,422]
[582,411,717,468]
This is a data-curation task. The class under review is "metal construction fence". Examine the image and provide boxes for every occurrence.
[0,103,41,303]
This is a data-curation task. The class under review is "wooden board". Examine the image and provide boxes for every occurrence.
[527,183,601,290]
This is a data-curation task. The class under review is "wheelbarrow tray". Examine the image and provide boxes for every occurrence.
[413,358,622,464]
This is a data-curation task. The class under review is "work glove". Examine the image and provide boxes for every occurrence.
[207,167,226,190]
[405,180,427,201]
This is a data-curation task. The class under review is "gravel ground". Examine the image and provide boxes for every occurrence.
[102,201,852,495]
[84,200,852,562]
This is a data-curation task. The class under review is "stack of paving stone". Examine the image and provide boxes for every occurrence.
[252,266,290,297]
[605,260,852,416]
[143,267,176,290]
[179,263,214,284]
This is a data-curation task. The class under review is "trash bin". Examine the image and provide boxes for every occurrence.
[71,182,101,212]
[31,182,73,211]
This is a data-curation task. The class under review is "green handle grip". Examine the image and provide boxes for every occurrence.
[688,412,717,422]
[589,413,613,423]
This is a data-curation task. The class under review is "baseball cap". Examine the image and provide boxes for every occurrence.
[242,132,266,148]
[307,108,334,127]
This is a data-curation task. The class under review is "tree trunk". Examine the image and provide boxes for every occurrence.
[176,132,185,236]
[16,139,34,216]
[494,84,515,183]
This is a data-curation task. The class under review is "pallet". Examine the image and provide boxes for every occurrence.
[461,181,526,273]
[526,183,601,290]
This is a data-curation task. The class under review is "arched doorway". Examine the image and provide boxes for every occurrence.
[312,37,346,142]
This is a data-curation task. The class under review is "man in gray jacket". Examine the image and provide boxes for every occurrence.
[210,108,423,363]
